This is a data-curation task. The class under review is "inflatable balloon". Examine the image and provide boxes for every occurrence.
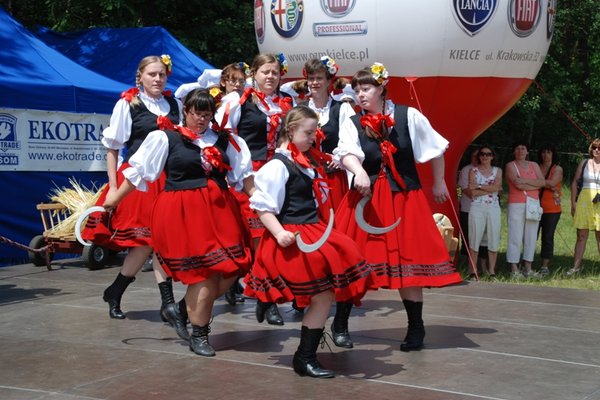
[254,0,555,227]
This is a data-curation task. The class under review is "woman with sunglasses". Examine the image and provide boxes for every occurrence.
[569,138,600,276]
[467,146,502,278]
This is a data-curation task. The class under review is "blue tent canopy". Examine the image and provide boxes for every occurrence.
[0,8,126,113]
[0,7,127,265]
[35,25,214,92]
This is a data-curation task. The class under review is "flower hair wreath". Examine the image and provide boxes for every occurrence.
[161,54,173,75]
[370,62,389,86]
[320,55,339,77]
[238,61,251,78]
[276,53,288,76]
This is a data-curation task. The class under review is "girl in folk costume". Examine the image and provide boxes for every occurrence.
[333,63,462,352]
[219,53,293,325]
[82,55,188,339]
[176,62,253,306]
[103,89,254,357]
[301,57,359,349]
[244,105,371,378]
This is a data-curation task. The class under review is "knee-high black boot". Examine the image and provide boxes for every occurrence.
[331,302,353,348]
[158,278,189,341]
[103,273,135,319]
[189,324,215,357]
[293,326,335,378]
[401,299,425,352]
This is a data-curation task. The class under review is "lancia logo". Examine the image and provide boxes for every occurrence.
[508,0,542,37]
[321,0,356,18]
[254,0,266,44]
[451,0,499,36]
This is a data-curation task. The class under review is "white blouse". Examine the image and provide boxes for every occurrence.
[333,101,449,165]
[308,97,355,128]
[101,91,183,150]
[250,148,326,214]
[123,128,253,193]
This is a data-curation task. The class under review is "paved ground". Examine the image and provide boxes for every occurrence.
[1,257,599,400]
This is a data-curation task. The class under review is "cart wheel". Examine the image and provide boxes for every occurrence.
[82,244,111,270]
[28,235,52,266]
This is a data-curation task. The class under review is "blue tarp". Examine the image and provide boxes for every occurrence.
[0,7,125,266]
[35,25,213,92]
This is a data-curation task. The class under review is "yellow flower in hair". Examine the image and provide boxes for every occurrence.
[209,87,223,107]
[370,62,389,85]
[161,54,173,75]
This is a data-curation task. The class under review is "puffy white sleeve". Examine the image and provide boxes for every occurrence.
[333,117,365,164]
[407,107,449,163]
[338,101,356,124]
[215,91,241,131]
[101,99,132,150]
[249,159,289,214]
[122,130,169,192]
[174,82,201,100]
[226,134,254,191]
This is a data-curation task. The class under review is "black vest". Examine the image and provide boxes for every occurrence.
[126,95,180,162]
[350,105,422,192]
[163,130,229,191]
[319,100,342,154]
[272,153,319,224]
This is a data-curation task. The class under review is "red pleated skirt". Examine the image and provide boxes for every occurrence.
[81,162,164,250]
[243,221,372,308]
[152,180,253,285]
[323,169,350,213]
[229,159,268,240]
[335,175,462,289]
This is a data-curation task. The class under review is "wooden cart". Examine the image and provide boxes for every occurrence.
[28,202,115,270]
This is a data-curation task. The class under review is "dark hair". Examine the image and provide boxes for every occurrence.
[183,89,216,116]
[304,58,334,80]
[538,142,559,165]
[511,140,529,152]
[351,67,387,98]
[477,145,496,166]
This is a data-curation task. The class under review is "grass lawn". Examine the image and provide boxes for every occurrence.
[453,184,600,291]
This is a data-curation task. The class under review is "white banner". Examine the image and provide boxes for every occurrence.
[0,108,110,171]
[256,0,554,79]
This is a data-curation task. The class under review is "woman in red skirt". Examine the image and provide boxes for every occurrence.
[103,89,254,357]
[333,63,462,352]
[82,55,188,339]
[244,105,372,378]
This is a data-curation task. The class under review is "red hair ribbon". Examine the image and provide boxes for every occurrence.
[240,87,269,110]
[314,127,326,151]
[379,140,406,190]
[360,113,395,138]
[120,87,139,102]
[202,146,231,173]
[157,116,199,141]
[288,142,311,169]
[210,102,241,152]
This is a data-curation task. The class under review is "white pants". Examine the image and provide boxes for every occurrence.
[469,203,501,251]
[506,202,539,263]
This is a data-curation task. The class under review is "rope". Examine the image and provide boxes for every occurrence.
[0,235,52,270]
[533,80,592,142]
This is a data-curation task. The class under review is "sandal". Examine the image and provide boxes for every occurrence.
[566,268,580,276]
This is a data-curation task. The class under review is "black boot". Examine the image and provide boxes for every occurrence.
[400,299,425,352]
[293,326,335,378]
[256,300,284,325]
[331,302,353,349]
[102,273,135,319]
[224,282,238,306]
[158,278,175,322]
[189,324,215,357]
[179,298,188,323]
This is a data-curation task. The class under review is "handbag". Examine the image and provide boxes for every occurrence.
[513,161,543,221]
[525,196,543,221]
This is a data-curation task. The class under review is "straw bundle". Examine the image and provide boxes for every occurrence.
[46,178,106,237]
